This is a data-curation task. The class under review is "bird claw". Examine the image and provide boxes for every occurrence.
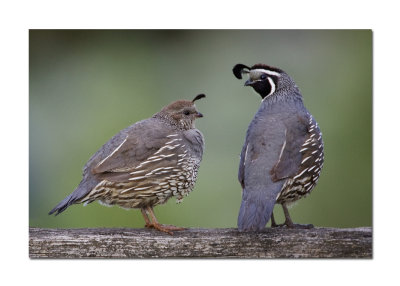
[288,223,314,229]
[271,205,314,229]
[145,223,186,235]
[271,222,285,228]
[272,222,314,229]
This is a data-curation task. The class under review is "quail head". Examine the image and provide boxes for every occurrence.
[233,63,324,231]
[49,94,206,234]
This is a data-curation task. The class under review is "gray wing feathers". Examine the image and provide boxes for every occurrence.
[91,119,171,174]
[49,118,173,215]
[270,113,309,181]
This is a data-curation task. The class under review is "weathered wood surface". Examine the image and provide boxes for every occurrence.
[29,227,372,258]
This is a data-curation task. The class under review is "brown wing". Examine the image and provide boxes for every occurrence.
[86,118,176,180]
[270,113,310,182]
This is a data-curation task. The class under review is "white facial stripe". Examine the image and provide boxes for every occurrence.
[251,68,281,77]
[267,77,276,97]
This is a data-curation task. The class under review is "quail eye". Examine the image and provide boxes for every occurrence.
[183,110,190,115]
[260,74,267,80]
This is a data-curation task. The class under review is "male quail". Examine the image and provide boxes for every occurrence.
[49,94,206,234]
[233,63,324,231]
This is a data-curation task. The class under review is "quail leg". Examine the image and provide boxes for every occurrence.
[141,208,152,228]
[270,212,278,227]
[282,204,314,229]
[270,209,289,227]
[270,205,290,227]
[144,206,186,235]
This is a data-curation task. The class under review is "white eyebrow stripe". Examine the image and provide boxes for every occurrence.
[251,68,281,77]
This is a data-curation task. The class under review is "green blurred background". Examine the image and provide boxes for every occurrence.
[29,30,372,229]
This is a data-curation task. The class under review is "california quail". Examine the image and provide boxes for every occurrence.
[49,94,206,234]
[233,63,324,231]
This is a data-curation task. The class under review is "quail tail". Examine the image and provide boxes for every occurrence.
[48,192,76,215]
[48,179,95,215]
[237,185,282,231]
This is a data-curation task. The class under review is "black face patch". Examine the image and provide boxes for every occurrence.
[252,80,272,98]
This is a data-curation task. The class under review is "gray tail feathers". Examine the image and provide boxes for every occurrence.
[48,192,78,215]
[48,179,94,216]
[237,188,277,231]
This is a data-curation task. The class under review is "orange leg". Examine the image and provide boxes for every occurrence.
[143,206,186,235]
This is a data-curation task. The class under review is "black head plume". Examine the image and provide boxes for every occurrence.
[233,64,251,79]
[192,94,206,102]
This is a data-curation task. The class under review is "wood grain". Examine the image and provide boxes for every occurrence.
[29,227,372,258]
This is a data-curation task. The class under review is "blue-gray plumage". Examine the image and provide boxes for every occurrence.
[233,64,324,231]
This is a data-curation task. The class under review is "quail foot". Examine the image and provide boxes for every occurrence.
[233,64,324,231]
[49,94,206,235]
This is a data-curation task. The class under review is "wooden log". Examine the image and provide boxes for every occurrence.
[29,227,372,258]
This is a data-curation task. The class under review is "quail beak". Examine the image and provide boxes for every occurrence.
[195,112,203,118]
[244,79,254,86]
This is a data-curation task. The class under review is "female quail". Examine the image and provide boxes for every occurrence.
[49,94,206,234]
[233,63,324,231]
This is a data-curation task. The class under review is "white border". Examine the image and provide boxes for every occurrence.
[1,0,399,285]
